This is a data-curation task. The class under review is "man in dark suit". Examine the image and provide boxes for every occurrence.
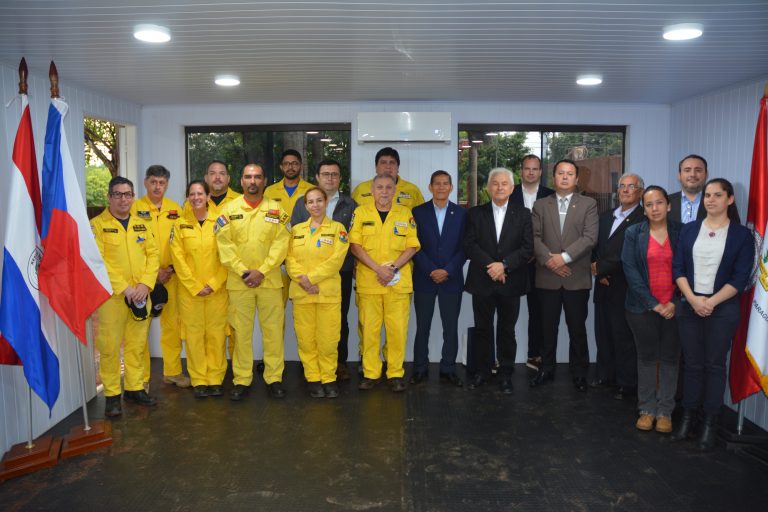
[291,159,357,380]
[464,168,533,393]
[410,170,467,387]
[669,154,707,224]
[591,173,645,398]
[529,159,599,392]
[510,154,554,372]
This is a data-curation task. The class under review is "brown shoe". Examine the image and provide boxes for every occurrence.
[636,414,655,431]
[337,364,350,382]
[163,373,191,388]
[655,416,673,433]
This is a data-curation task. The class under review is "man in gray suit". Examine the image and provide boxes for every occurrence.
[291,159,357,380]
[529,159,599,392]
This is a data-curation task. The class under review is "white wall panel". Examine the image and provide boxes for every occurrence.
[670,75,768,432]
[0,62,141,455]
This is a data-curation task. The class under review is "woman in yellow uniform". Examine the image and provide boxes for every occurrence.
[287,187,349,398]
[170,180,229,399]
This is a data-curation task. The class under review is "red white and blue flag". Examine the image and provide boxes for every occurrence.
[38,98,112,345]
[0,94,60,410]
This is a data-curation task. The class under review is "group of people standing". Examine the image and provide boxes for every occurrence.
[90,148,754,452]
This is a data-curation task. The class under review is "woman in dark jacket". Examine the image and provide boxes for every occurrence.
[622,186,682,434]
[672,178,754,451]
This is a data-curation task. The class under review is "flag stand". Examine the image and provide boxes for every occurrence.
[0,383,62,482]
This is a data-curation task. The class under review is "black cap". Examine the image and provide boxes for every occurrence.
[149,283,169,317]
[125,297,149,321]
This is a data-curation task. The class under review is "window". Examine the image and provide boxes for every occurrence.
[185,124,352,193]
[458,125,625,214]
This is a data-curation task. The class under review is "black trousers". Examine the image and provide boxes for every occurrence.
[338,270,353,363]
[538,288,590,379]
[526,280,544,359]
[594,285,637,386]
[472,293,520,377]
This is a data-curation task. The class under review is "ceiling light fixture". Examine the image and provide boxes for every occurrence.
[471,140,483,144]
[215,75,240,87]
[663,23,703,41]
[576,75,603,86]
[485,132,498,137]
[133,24,171,43]
[305,131,319,135]
[320,138,332,142]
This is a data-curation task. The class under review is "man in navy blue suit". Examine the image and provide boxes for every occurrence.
[409,170,467,386]
[510,155,554,372]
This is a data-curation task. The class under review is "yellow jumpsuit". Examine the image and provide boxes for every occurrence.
[286,217,349,383]
[91,209,159,397]
[170,210,229,387]
[131,196,183,381]
[216,197,290,385]
[352,177,425,209]
[182,187,241,217]
[265,177,314,303]
[349,204,420,380]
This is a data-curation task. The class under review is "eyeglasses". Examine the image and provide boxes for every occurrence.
[281,161,301,168]
[109,191,134,198]
[318,172,341,178]
[618,184,640,190]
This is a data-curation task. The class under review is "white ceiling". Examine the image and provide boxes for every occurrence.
[1,0,767,106]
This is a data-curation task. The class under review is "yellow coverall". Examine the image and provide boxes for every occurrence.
[349,203,420,380]
[170,210,229,387]
[264,178,314,303]
[130,196,183,381]
[286,217,349,384]
[216,197,290,385]
[91,209,159,397]
[352,177,425,209]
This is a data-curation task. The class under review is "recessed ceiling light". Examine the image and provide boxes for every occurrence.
[663,23,703,41]
[215,75,240,87]
[320,138,332,142]
[576,75,603,86]
[133,24,171,43]
[471,140,483,144]
[485,132,498,137]
[305,131,319,135]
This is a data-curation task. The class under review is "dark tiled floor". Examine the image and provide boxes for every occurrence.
[2,361,768,511]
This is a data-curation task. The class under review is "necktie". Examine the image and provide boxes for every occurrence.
[559,197,568,231]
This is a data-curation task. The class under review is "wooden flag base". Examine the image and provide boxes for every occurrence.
[60,420,112,459]
[0,435,62,482]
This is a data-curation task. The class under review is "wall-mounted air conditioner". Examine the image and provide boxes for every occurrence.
[357,112,451,143]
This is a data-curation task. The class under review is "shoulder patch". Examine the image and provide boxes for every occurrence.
[409,217,417,229]
[339,231,348,243]
[214,214,229,233]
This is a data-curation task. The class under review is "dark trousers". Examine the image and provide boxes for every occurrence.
[338,270,353,363]
[626,311,681,417]
[413,290,462,374]
[677,297,740,416]
[538,288,590,379]
[526,266,543,359]
[594,288,637,386]
[472,293,520,377]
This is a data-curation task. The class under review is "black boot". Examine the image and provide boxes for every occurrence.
[671,409,696,441]
[697,414,718,451]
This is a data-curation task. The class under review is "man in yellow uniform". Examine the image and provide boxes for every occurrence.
[350,174,420,392]
[183,159,241,217]
[352,147,425,209]
[217,163,290,400]
[92,177,159,417]
[131,165,189,389]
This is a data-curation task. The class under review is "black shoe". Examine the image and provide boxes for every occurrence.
[308,381,325,398]
[439,372,464,387]
[123,390,157,406]
[698,414,718,451]
[358,377,378,390]
[268,381,286,399]
[409,372,428,385]
[388,377,407,392]
[193,385,209,399]
[230,384,249,401]
[529,370,554,388]
[323,382,339,398]
[589,378,616,388]
[500,376,514,394]
[104,396,122,417]
[671,409,696,442]
[207,385,223,397]
[573,377,588,393]
[614,386,636,400]
[468,374,486,390]
[256,360,265,373]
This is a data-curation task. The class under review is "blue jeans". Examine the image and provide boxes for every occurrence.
[412,290,462,374]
